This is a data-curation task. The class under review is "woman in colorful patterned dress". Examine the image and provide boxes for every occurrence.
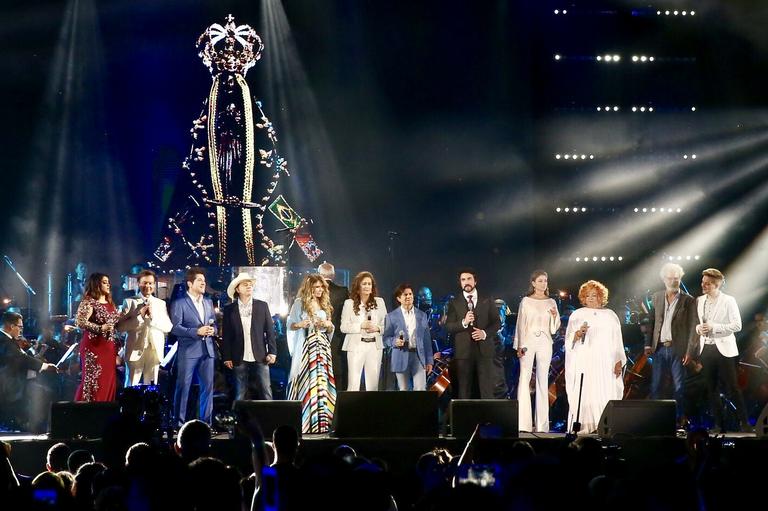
[286,274,336,433]
[74,273,121,402]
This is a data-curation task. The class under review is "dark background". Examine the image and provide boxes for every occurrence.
[2,0,768,317]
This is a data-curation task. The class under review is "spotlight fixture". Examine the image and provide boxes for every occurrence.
[633,207,683,214]
[554,54,561,60]
[577,256,624,263]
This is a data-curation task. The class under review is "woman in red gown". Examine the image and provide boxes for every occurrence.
[74,273,121,402]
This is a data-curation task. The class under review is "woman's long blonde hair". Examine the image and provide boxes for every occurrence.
[297,274,332,322]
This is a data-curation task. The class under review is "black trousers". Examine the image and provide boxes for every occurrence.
[456,347,496,399]
[330,331,347,392]
[700,344,749,428]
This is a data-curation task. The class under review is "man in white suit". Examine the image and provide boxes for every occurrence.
[695,267,752,433]
[117,270,173,386]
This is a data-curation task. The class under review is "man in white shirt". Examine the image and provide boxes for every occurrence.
[117,270,173,386]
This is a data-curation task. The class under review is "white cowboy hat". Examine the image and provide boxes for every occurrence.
[227,272,256,300]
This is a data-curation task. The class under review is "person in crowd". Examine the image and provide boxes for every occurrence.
[645,263,699,426]
[221,272,277,401]
[445,268,501,399]
[286,274,336,433]
[117,269,173,386]
[564,280,626,434]
[46,442,71,473]
[318,262,349,390]
[382,283,433,390]
[67,449,95,474]
[171,267,217,426]
[175,419,212,464]
[515,270,561,432]
[340,271,387,391]
[75,273,122,402]
[0,312,58,428]
[695,268,752,432]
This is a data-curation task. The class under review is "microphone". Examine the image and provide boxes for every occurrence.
[398,330,405,350]
[581,322,588,345]
[467,297,475,328]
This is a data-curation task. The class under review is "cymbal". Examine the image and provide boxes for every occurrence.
[49,315,69,322]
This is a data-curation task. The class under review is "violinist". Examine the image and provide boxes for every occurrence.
[645,263,699,427]
[0,312,58,429]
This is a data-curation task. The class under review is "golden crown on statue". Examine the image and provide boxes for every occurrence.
[196,14,264,76]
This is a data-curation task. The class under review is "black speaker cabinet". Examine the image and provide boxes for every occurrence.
[756,402,768,438]
[49,401,120,439]
[332,391,439,438]
[598,400,676,438]
[233,400,302,439]
[450,399,519,438]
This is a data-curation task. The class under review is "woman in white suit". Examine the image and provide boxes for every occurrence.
[695,268,752,432]
[341,271,386,391]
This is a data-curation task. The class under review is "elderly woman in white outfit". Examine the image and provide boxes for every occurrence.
[514,270,561,432]
[341,271,387,391]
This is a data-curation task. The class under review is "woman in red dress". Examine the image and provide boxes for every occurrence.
[74,273,121,402]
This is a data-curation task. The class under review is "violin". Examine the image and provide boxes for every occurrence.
[623,351,650,399]
[428,357,452,396]
[14,336,32,351]
[547,367,565,406]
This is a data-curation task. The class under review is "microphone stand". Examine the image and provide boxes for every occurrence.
[3,255,36,314]
[569,373,585,438]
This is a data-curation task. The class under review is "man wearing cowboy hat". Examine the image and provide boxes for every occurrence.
[221,272,277,401]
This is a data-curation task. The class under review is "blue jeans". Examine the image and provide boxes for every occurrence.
[650,345,685,418]
[233,361,272,401]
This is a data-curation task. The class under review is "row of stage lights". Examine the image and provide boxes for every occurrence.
[554,54,694,64]
[596,106,696,112]
[668,255,701,261]
[553,153,697,161]
[555,207,683,213]
[657,10,695,16]
[575,256,624,262]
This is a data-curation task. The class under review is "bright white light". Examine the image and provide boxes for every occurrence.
[691,107,696,111]
[682,11,687,16]
[564,207,570,212]
[686,255,691,260]
[634,207,639,212]
[690,11,695,16]
[613,106,619,111]
[592,257,598,261]
[596,106,602,111]
[609,256,615,261]
[581,154,586,159]
[649,56,655,62]
[684,154,688,159]
[669,256,675,261]
[575,257,580,261]
[657,10,661,15]
[632,55,639,62]
[665,10,670,15]
[554,9,559,14]
[589,154,594,159]
[601,256,606,261]
[660,207,666,212]
[677,256,683,260]
[618,256,623,261]
[556,207,561,212]
[640,106,646,112]
[572,154,578,159]
[562,9,567,14]
[603,55,612,62]
[555,54,561,60]
[640,55,648,62]
[648,107,654,112]
[651,207,656,212]
[613,55,620,61]
[605,105,611,111]
[597,56,603,61]
[676,208,682,212]
[691,154,697,159]
[581,207,587,212]
[632,106,637,112]
[642,208,647,212]
[555,154,562,159]
[694,255,700,260]
[564,154,570,159]
[674,10,679,16]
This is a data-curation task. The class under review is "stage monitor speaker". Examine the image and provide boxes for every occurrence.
[450,399,518,438]
[49,401,120,439]
[332,391,439,438]
[756,402,768,438]
[598,400,676,438]
[233,400,302,439]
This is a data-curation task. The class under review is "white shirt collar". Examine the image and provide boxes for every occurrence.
[463,290,478,303]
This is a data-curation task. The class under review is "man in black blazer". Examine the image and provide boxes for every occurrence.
[0,312,57,428]
[645,263,699,423]
[318,262,349,390]
[221,273,277,400]
[445,268,501,399]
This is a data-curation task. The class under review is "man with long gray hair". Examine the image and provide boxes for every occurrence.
[645,263,699,427]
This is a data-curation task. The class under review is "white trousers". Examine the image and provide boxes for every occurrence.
[346,343,382,391]
[517,338,552,432]
[395,352,427,391]
[126,349,160,386]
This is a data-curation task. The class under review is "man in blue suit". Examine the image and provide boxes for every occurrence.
[383,283,434,390]
[171,267,217,426]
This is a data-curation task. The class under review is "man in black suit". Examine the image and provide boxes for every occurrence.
[318,262,349,390]
[221,273,277,400]
[645,263,699,424]
[0,312,58,428]
[445,268,501,399]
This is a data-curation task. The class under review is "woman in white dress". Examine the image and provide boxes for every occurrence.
[340,271,387,391]
[515,270,561,432]
[565,280,626,434]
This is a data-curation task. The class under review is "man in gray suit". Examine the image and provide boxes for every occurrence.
[644,263,699,424]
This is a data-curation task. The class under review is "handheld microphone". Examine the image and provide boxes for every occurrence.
[467,297,475,328]
[581,322,588,344]
[398,330,405,349]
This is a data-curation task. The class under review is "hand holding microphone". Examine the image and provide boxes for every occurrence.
[574,322,589,345]
[198,319,215,337]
